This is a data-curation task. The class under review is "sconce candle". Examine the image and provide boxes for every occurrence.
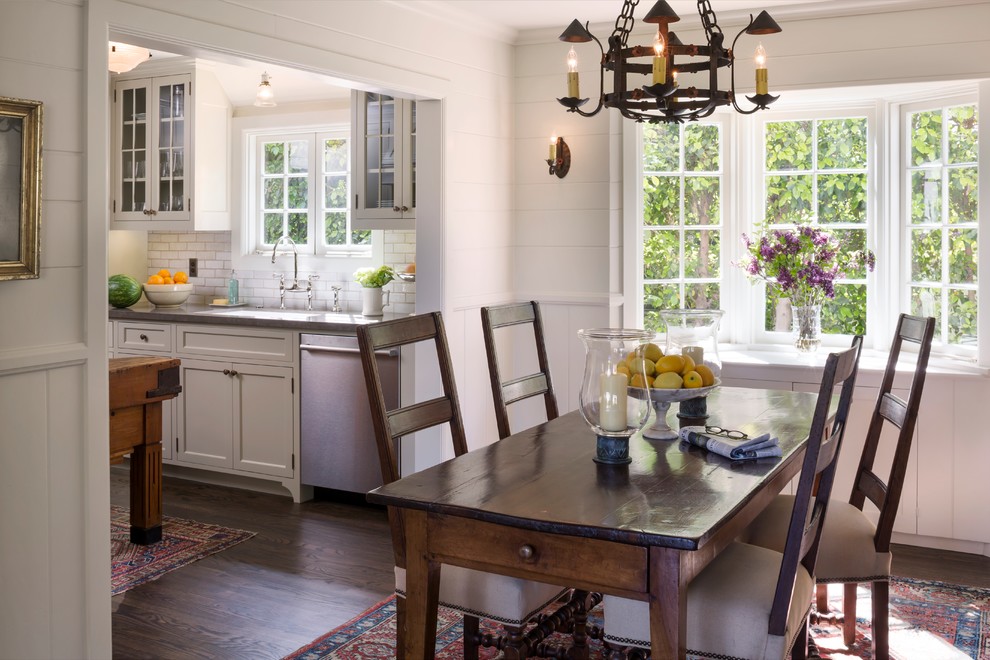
[566,46,580,97]
[754,43,769,95]
[549,134,557,162]
[652,31,667,85]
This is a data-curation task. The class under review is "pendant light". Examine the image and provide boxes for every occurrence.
[108,42,151,74]
[254,72,276,107]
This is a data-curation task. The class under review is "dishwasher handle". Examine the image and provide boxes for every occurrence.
[301,343,398,358]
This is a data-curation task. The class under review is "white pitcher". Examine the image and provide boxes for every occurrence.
[361,287,390,316]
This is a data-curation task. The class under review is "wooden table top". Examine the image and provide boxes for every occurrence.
[368,386,822,550]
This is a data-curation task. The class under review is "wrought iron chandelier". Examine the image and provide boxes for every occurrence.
[558,0,782,123]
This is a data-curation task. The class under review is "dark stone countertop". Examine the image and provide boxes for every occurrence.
[109,303,411,334]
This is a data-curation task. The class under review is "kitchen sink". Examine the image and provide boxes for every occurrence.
[197,308,379,324]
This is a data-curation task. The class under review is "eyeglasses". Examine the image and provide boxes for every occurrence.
[705,425,748,440]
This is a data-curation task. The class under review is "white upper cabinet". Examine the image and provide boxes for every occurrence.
[351,91,416,230]
[110,61,231,230]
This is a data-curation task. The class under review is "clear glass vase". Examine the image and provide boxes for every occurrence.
[578,328,654,464]
[792,304,822,353]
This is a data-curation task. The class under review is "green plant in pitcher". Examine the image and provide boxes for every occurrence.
[353,265,395,288]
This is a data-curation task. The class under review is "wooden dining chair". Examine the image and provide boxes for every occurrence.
[602,339,863,660]
[356,312,570,659]
[480,301,559,439]
[746,314,935,659]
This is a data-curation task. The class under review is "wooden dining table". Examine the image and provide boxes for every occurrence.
[367,385,825,659]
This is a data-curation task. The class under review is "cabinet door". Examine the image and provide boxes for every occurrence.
[352,91,415,228]
[113,79,152,219]
[153,75,192,221]
[233,362,294,477]
[177,359,234,468]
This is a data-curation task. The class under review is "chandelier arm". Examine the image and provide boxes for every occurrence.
[728,14,770,114]
[571,28,607,117]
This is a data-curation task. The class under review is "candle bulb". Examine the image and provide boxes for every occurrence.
[549,134,557,162]
[652,31,667,85]
[754,42,768,95]
[599,371,629,432]
[567,46,580,98]
[672,69,679,88]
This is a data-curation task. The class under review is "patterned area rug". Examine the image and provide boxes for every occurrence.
[283,578,989,659]
[111,505,255,596]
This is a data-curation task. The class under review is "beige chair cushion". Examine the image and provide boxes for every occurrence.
[745,495,892,583]
[603,542,814,659]
[395,566,568,627]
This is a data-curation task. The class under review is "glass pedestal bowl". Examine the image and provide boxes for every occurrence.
[634,379,721,441]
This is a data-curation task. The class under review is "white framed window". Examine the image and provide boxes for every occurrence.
[900,96,979,356]
[251,128,371,257]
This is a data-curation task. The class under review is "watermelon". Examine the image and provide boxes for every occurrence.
[108,274,142,308]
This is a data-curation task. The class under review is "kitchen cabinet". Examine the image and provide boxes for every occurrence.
[351,90,416,230]
[176,358,294,478]
[110,60,231,231]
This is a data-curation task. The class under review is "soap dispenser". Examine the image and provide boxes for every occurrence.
[228,270,239,305]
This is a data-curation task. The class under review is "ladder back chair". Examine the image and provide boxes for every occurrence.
[356,312,570,659]
[746,314,935,659]
[481,301,559,439]
[603,339,863,660]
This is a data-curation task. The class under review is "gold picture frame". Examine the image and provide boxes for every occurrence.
[0,95,43,280]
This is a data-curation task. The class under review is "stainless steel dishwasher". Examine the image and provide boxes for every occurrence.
[300,334,399,494]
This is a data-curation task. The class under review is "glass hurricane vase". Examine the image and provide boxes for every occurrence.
[792,304,822,354]
[578,328,654,465]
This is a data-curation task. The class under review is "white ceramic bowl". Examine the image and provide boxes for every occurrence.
[143,283,193,307]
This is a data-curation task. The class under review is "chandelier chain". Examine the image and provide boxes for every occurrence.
[696,0,723,44]
[612,0,640,47]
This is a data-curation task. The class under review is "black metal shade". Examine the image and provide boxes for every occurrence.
[559,19,594,43]
[643,0,681,24]
[746,10,782,35]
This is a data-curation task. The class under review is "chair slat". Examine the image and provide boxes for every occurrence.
[387,397,455,440]
[878,392,908,428]
[501,374,550,406]
[486,302,537,328]
[855,469,888,511]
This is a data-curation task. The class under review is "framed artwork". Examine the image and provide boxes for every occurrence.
[0,95,42,280]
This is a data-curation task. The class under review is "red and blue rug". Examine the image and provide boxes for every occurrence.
[111,505,255,596]
[283,578,989,659]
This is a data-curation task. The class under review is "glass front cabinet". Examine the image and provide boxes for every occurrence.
[111,62,231,231]
[352,91,416,230]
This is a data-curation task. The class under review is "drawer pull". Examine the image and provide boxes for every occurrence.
[518,544,535,561]
[139,334,148,341]
[223,369,231,376]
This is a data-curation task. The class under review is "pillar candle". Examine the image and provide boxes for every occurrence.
[599,372,629,432]
[683,345,704,366]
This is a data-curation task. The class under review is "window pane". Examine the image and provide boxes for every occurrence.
[765,174,813,223]
[643,124,679,171]
[643,175,679,226]
[910,287,942,341]
[684,283,719,310]
[818,173,866,223]
[324,212,346,245]
[910,110,942,166]
[288,213,308,243]
[911,228,942,281]
[817,118,867,169]
[683,230,720,278]
[948,105,978,164]
[287,141,308,173]
[684,124,719,172]
[948,166,978,223]
[948,288,977,345]
[821,283,867,335]
[264,142,284,174]
[910,169,941,224]
[352,229,372,246]
[765,120,812,171]
[644,284,680,333]
[264,213,282,243]
[324,138,347,172]
[288,177,308,209]
[684,176,719,226]
[643,230,679,279]
[264,178,283,209]
[325,175,347,209]
[949,228,978,284]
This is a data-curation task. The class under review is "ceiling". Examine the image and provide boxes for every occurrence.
[128,0,929,108]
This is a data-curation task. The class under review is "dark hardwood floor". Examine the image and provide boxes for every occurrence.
[111,470,990,659]
[110,470,394,659]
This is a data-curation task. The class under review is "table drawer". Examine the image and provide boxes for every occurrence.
[117,322,173,352]
[428,514,648,595]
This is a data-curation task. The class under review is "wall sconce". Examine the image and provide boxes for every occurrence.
[546,134,570,178]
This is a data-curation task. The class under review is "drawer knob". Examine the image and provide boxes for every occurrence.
[518,544,535,561]
[139,334,148,341]
[223,369,231,376]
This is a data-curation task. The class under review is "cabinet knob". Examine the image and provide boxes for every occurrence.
[518,544,535,561]
[139,334,148,341]
[230,370,239,377]
[392,206,401,213]
[400,205,410,212]
[223,369,231,376]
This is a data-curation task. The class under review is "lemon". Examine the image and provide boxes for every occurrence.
[682,371,703,389]
[656,355,685,374]
[628,356,656,377]
[680,354,696,376]
[630,373,649,389]
[694,364,715,387]
[643,342,663,363]
[654,371,684,389]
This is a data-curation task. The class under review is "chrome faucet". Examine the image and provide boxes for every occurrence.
[271,236,319,309]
